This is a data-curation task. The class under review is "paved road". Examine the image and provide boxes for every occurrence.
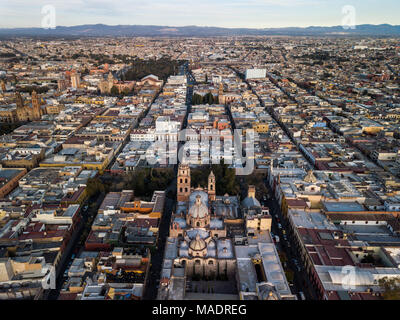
[143,61,193,300]
[143,194,175,300]
[263,181,318,300]
[46,192,105,300]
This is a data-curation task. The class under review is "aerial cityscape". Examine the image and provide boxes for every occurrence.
[0,0,400,307]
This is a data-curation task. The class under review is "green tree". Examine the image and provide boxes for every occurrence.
[86,177,106,198]
[110,86,119,96]
[192,93,203,105]
[379,277,400,300]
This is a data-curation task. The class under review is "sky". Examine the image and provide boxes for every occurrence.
[0,0,399,29]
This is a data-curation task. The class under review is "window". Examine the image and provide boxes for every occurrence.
[185,188,188,192]
[208,260,213,265]
[180,188,183,193]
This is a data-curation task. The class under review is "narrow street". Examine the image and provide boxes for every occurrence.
[263,181,318,300]
[143,61,193,300]
[229,65,317,299]
[47,192,106,300]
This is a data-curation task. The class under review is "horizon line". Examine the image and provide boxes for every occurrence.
[0,23,398,30]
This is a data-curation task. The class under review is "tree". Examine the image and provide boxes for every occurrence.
[122,87,131,96]
[110,86,119,96]
[122,168,175,198]
[86,177,106,198]
[192,93,203,105]
[122,58,180,82]
[379,277,400,300]
[190,164,240,196]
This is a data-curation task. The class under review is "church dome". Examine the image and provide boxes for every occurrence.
[189,194,209,219]
[242,185,261,209]
[258,283,280,300]
[189,234,207,251]
[241,196,261,209]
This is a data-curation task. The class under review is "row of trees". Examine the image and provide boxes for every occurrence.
[109,86,132,97]
[18,85,50,94]
[190,163,240,196]
[123,168,175,198]
[87,163,268,207]
[86,168,175,201]
[122,58,180,82]
[0,122,24,135]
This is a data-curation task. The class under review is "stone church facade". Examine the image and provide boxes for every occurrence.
[169,164,237,280]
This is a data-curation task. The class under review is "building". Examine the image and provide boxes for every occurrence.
[0,168,27,199]
[70,72,81,89]
[245,69,267,80]
[0,91,44,123]
[98,73,116,94]
[158,164,239,300]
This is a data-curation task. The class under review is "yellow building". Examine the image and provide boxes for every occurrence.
[253,122,269,133]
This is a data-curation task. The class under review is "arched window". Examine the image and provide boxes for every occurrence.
[208,260,213,265]
[197,222,200,227]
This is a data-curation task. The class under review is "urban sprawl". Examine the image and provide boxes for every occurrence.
[0,37,400,301]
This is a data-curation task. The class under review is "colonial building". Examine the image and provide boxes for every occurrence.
[98,72,116,94]
[98,73,163,95]
[241,185,272,237]
[159,164,240,299]
[0,91,44,123]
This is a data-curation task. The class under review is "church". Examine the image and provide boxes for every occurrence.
[158,164,291,300]
[0,91,44,123]
[167,164,239,281]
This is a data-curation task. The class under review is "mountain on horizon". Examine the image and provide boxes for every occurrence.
[1,24,400,38]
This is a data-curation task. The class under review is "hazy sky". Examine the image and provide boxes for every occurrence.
[0,0,399,28]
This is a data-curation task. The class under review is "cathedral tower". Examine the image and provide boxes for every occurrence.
[218,82,224,104]
[177,164,191,202]
[208,171,216,201]
[31,90,41,120]
[15,92,24,109]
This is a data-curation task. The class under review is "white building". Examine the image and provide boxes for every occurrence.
[245,69,267,80]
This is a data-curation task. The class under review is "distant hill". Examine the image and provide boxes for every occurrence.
[0,24,400,38]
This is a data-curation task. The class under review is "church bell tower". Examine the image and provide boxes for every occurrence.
[208,171,216,201]
[177,164,191,202]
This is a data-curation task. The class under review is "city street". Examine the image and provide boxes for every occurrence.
[143,61,192,300]
[263,180,318,300]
